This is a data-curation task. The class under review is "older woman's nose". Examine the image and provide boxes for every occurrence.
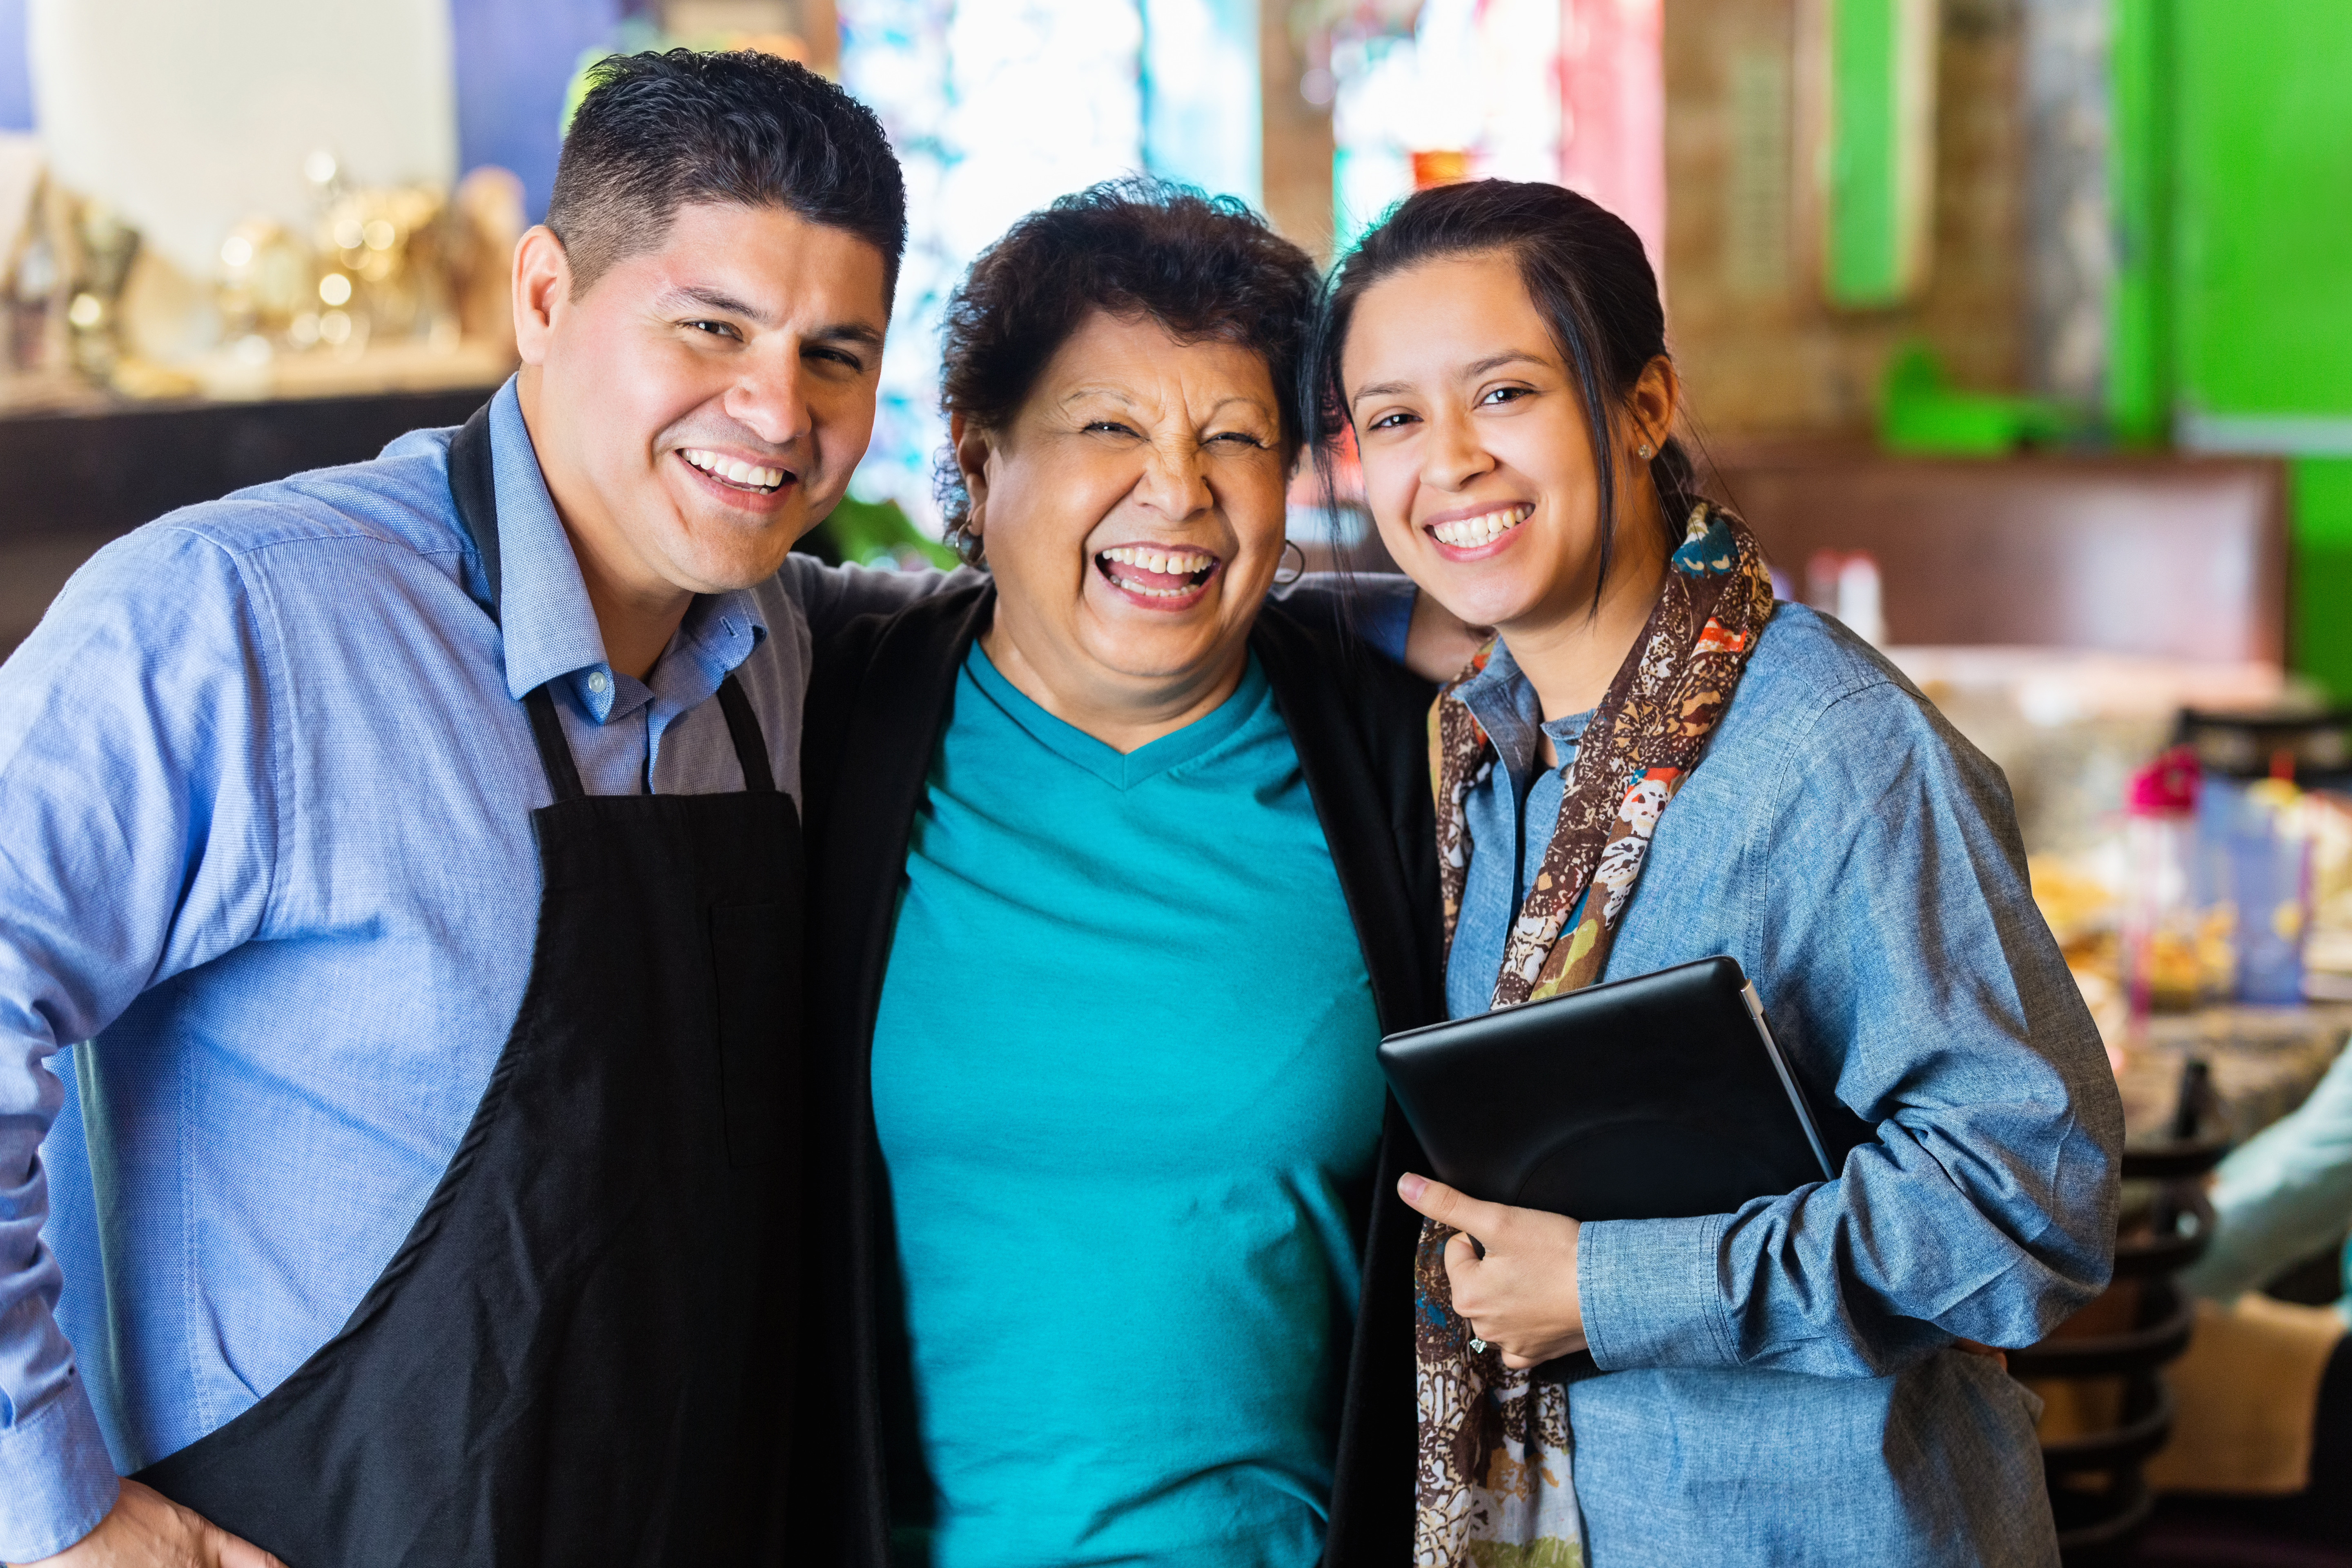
[1133,441,1215,521]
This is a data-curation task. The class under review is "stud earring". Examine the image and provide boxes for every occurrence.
[1637,442,1654,460]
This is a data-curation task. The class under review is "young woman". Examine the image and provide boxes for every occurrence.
[1306,179,2125,1565]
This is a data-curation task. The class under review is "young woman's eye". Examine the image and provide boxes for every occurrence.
[1368,410,1417,431]
[1479,385,1532,407]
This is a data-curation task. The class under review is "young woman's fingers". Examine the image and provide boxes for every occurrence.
[1397,1172,1514,1244]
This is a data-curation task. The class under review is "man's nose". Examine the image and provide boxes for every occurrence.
[724,353,815,452]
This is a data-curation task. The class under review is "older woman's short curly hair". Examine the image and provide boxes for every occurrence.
[934,178,1320,557]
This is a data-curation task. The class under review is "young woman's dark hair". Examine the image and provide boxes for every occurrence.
[935,177,1320,556]
[549,49,907,298]
[1305,178,1705,601]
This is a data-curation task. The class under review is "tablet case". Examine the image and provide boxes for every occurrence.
[1378,956,1849,1223]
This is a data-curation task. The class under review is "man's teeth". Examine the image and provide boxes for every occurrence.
[1430,504,1532,548]
[682,448,785,490]
[1101,545,1216,578]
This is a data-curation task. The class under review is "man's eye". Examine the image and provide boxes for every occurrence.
[809,347,864,372]
[685,319,740,340]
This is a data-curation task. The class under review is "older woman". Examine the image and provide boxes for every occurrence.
[792,183,1442,1566]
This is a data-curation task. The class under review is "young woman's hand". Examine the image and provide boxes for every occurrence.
[1398,1172,1587,1368]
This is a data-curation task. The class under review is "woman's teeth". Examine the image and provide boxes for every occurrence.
[1098,545,1217,597]
[1430,505,1532,548]
[681,448,785,492]
[1101,545,1216,576]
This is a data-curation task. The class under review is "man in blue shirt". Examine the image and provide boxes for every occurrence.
[0,51,935,1565]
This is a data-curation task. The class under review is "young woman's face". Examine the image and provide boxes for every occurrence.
[1340,250,1665,638]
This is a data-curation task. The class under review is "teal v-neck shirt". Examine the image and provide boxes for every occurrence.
[870,644,1386,1568]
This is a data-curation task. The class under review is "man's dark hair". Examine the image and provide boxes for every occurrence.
[547,49,907,300]
[935,178,1320,551]
[1305,179,1704,604]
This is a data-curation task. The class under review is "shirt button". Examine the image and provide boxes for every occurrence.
[587,671,610,693]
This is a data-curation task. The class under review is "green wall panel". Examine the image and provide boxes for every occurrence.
[2294,459,2352,699]
[2173,0,2352,421]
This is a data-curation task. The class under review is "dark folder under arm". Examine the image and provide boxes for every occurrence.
[1378,956,1845,1223]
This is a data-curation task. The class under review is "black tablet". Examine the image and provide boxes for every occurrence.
[1378,956,1840,1223]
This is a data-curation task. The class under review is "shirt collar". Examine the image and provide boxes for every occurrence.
[484,377,766,723]
[1455,637,1594,783]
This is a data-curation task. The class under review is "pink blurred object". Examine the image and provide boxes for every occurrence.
[1560,0,1665,278]
[2128,745,2203,816]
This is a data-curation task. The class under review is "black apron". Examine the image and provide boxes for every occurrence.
[137,406,803,1565]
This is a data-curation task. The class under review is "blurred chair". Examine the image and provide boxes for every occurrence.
[2012,1115,2229,1564]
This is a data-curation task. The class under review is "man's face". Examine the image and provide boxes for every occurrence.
[515,201,889,599]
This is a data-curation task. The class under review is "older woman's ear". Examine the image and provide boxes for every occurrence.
[951,412,993,532]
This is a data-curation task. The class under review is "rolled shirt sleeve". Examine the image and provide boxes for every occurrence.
[0,527,279,1559]
[1579,679,2123,1378]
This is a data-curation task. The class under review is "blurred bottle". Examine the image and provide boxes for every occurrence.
[1804,549,1886,645]
[2227,772,2312,1005]
[2123,746,2206,1020]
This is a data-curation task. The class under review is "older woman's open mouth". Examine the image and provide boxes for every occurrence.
[1096,543,1221,609]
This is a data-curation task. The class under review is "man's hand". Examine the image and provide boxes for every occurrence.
[1399,1172,1586,1369]
[1401,591,1490,685]
[14,1480,286,1568]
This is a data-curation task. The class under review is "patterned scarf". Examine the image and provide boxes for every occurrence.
[1414,505,1775,1566]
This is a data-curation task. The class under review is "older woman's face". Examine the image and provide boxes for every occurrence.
[964,310,1289,706]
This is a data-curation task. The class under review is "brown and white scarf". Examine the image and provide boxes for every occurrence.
[1414,505,1776,1566]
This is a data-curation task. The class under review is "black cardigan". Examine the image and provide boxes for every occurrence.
[791,581,1444,1566]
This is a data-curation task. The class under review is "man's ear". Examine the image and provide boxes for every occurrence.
[512,225,573,367]
[950,411,993,532]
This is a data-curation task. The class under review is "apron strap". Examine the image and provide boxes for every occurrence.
[523,686,589,803]
[714,674,775,794]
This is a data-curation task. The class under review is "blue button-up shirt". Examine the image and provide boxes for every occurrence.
[0,378,950,1560]
[1442,604,2123,1564]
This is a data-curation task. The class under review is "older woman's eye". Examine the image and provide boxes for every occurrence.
[1208,431,1267,449]
[1083,420,1141,437]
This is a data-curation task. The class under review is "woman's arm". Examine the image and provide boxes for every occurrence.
[1404,675,2122,1378]
[1577,679,2123,1377]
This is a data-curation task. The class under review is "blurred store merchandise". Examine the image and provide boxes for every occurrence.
[0,142,519,409]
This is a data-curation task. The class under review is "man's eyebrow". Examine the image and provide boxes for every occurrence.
[660,285,773,325]
[810,321,886,350]
[659,286,885,350]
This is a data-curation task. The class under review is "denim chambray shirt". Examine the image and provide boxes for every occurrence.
[1445,604,2123,1567]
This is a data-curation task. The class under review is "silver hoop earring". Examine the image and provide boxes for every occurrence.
[1274,538,1307,586]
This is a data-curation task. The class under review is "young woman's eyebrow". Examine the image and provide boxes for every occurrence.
[1352,351,1550,409]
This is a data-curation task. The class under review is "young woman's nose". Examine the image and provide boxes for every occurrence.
[1423,407,1497,492]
